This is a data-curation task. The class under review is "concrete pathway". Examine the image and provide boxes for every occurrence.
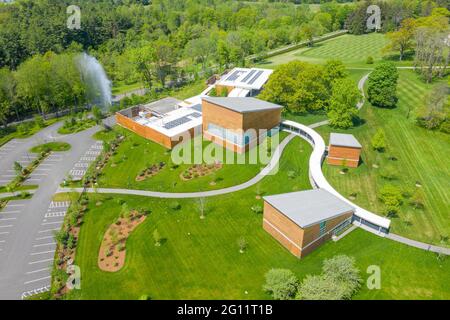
[386,233,450,255]
[57,133,297,199]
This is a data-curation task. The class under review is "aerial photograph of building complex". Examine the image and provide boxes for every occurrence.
[0,0,448,310]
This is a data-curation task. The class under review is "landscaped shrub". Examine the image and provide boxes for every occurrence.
[378,184,403,215]
[170,201,181,211]
[251,205,263,214]
[371,128,386,152]
[297,255,361,300]
[263,269,299,300]
[366,56,374,64]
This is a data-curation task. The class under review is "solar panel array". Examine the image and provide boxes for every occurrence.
[226,70,243,82]
[163,113,202,129]
[247,70,264,85]
[163,116,192,129]
[190,112,202,118]
[191,104,202,113]
[241,70,257,83]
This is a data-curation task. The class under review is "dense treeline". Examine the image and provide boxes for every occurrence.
[345,0,450,34]
[0,0,355,124]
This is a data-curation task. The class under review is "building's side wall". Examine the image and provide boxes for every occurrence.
[116,113,198,149]
[327,145,361,168]
[242,109,281,143]
[300,212,353,257]
[215,85,235,96]
[202,100,281,153]
[202,101,244,131]
[263,202,304,258]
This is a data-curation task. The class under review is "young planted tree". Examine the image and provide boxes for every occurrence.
[153,229,162,247]
[237,236,248,253]
[410,189,425,210]
[327,78,361,129]
[13,161,23,176]
[197,197,206,219]
[371,129,386,152]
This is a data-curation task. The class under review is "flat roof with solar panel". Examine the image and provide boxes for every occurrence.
[130,101,202,137]
[217,68,273,91]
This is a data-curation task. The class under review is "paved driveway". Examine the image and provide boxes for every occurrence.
[0,116,115,299]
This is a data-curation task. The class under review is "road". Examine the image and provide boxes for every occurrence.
[0,117,115,300]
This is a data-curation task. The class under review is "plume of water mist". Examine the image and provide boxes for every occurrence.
[77,53,112,109]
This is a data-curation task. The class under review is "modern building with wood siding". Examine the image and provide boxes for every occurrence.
[327,133,362,168]
[202,97,283,153]
[116,97,202,149]
[263,189,355,258]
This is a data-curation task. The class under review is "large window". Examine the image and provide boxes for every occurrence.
[207,123,248,146]
[319,221,327,236]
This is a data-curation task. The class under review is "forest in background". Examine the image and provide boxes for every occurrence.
[0,0,448,125]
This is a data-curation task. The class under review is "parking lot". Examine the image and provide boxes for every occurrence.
[22,152,65,186]
[20,201,71,298]
[69,141,103,181]
[0,201,28,254]
[0,140,36,185]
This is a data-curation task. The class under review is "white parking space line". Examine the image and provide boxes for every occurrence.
[28,258,53,265]
[41,221,63,226]
[0,225,13,228]
[35,168,51,171]
[24,276,51,285]
[26,268,49,275]
[33,242,56,248]
[0,232,10,235]
[0,218,17,221]
[30,250,54,256]
[35,235,54,241]
[21,286,50,300]
[7,204,25,207]
[1,210,21,214]
[31,174,48,176]
[38,228,60,234]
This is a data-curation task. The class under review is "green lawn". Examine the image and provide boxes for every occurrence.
[30,142,71,153]
[257,33,411,69]
[64,136,449,300]
[92,127,288,192]
[317,70,450,246]
[0,118,60,147]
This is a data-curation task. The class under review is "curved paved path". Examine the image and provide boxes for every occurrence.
[58,133,296,198]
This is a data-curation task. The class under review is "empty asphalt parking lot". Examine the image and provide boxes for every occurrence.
[0,117,115,299]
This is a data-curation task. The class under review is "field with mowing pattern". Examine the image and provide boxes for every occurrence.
[258,33,409,69]
[317,70,450,246]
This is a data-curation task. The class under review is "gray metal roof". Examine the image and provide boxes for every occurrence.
[143,97,182,115]
[263,189,355,228]
[203,97,283,113]
[329,133,362,149]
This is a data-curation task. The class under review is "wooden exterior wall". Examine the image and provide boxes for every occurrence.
[215,85,235,96]
[202,100,281,154]
[263,201,353,258]
[115,113,199,149]
[327,145,361,168]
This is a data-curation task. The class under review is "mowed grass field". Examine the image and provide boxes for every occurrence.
[92,128,287,192]
[317,70,450,246]
[258,33,409,69]
[65,137,450,300]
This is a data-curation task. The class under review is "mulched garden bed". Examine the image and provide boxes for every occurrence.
[180,162,223,181]
[136,162,166,181]
[98,210,147,272]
